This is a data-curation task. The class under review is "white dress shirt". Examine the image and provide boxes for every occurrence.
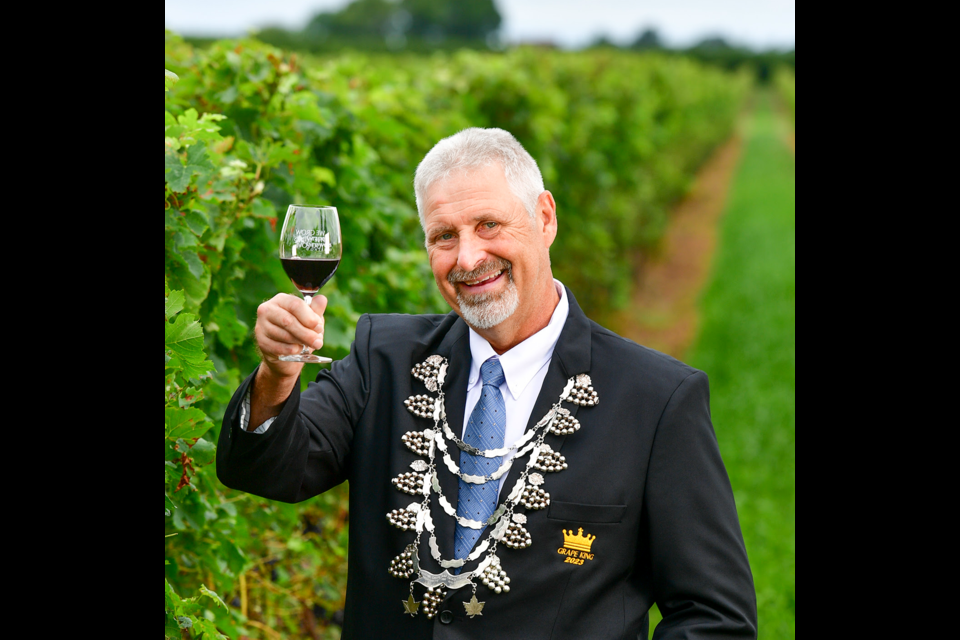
[462,280,568,497]
[243,279,570,491]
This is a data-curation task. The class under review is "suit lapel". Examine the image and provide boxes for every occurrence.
[496,286,593,508]
[433,314,470,560]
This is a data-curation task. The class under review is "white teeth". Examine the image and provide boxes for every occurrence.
[465,270,502,286]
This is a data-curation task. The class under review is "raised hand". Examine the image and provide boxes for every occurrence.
[255,293,329,378]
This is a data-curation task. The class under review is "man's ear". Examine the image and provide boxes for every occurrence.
[537,190,558,249]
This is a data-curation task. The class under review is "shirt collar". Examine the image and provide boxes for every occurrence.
[468,280,569,401]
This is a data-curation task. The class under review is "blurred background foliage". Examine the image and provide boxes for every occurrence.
[165,8,793,635]
[776,67,795,125]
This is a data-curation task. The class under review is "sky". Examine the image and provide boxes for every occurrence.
[164,0,796,50]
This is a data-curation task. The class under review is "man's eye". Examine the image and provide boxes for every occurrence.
[439,232,454,241]
[483,222,498,229]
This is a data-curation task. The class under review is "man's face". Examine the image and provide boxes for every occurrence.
[422,163,556,333]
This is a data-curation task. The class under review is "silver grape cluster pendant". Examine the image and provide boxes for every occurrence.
[387,356,598,619]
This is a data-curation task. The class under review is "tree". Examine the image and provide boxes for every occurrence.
[403,0,501,41]
[303,0,501,47]
[630,28,663,50]
[691,36,733,51]
[305,0,401,39]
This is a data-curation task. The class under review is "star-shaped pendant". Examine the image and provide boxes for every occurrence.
[463,594,485,618]
[402,594,420,616]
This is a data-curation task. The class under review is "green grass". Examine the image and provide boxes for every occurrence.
[649,91,796,638]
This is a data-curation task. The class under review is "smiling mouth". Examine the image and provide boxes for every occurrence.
[463,270,503,287]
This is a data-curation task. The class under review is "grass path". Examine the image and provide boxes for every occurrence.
[646,91,796,638]
[597,131,744,358]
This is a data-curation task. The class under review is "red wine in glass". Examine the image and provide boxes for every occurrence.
[277,205,342,364]
[280,258,340,294]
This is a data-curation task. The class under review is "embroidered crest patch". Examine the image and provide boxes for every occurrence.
[557,528,597,566]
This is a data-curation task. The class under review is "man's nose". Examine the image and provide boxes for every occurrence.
[457,234,488,273]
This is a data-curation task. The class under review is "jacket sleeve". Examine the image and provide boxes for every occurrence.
[645,370,758,639]
[216,314,372,503]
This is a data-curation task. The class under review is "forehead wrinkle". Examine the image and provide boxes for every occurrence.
[426,207,508,233]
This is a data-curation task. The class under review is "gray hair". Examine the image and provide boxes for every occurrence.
[414,128,544,227]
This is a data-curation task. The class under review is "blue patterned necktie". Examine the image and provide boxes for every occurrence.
[454,357,506,560]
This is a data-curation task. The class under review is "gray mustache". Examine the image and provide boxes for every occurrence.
[448,258,512,285]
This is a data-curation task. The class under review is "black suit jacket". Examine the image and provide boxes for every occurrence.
[217,288,757,639]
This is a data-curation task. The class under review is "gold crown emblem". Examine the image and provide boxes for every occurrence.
[562,528,597,552]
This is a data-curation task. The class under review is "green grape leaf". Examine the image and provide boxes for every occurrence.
[165,313,216,380]
[176,108,199,129]
[183,210,209,236]
[165,313,203,354]
[163,208,181,232]
[164,617,180,638]
[209,300,249,349]
[165,407,210,440]
[183,250,205,279]
[165,290,185,320]
[174,230,198,250]
[168,110,226,147]
[189,438,216,465]
[199,585,227,608]
[178,386,202,408]
[165,252,210,305]
[164,149,188,191]
[165,143,215,193]
[185,143,215,172]
[168,492,202,530]
[180,357,215,382]
[164,578,181,609]
[265,141,300,166]
[193,618,228,640]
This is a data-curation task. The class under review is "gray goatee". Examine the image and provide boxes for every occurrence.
[449,258,520,330]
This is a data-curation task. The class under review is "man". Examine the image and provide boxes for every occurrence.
[217,128,757,638]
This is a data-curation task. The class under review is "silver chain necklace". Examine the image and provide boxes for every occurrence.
[388,355,599,619]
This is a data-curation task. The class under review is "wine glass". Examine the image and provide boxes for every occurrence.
[278,205,342,363]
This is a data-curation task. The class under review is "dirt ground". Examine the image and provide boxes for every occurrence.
[597,131,745,360]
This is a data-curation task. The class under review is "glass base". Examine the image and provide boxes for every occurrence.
[278,354,332,364]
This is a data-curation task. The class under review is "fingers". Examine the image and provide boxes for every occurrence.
[302,295,327,348]
[306,295,328,347]
[311,294,328,320]
[255,293,327,359]
[280,293,324,332]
